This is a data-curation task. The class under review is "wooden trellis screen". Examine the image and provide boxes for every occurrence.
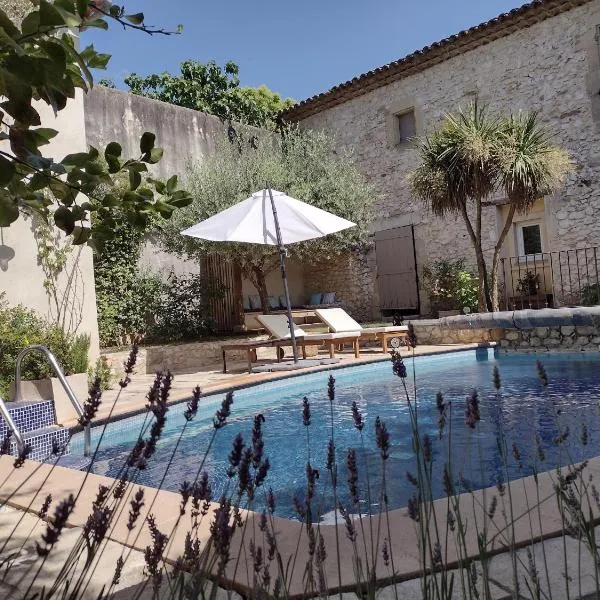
[201,257,243,332]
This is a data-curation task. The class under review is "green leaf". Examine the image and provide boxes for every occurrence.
[39,0,66,27]
[123,161,147,173]
[20,11,41,36]
[0,193,18,226]
[169,195,193,208]
[71,205,87,221]
[87,52,110,70]
[53,3,83,26]
[48,179,72,201]
[137,187,153,199]
[129,169,141,191]
[101,193,119,207]
[104,141,122,158]
[61,152,90,167]
[140,132,155,154]
[151,179,166,194]
[53,206,75,234]
[106,154,121,174]
[71,225,91,245]
[147,147,164,164]
[0,10,20,38]
[0,28,24,55]
[166,175,178,193]
[84,18,109,30]
[76,0,89,18]
[124,13,144,25]
[0,155,14,186]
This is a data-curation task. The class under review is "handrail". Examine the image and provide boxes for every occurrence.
[0,397,25,456]
[14,345,91,457]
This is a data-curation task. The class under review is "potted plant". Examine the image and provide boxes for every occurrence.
[422,259,479,318]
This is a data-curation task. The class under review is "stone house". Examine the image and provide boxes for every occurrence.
[283,0,600,318]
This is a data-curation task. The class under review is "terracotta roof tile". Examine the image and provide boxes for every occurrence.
[282,0,591,122]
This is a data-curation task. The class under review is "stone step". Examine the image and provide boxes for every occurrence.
[7,425,71,462]
[0,399,56,436]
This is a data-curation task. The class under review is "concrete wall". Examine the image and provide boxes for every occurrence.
[0,90,100,358]
[85,87,274,290]
[298,1,600,315]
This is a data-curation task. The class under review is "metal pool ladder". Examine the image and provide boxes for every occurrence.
[9,345,91,457]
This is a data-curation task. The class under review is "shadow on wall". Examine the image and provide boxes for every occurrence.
[0,230,15,272]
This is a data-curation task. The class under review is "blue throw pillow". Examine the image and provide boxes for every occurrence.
[309,292,322,306]
[322,292,336,304]
[268,296,280,310]
[249,295,261,310]
[278,295,287,308]
[243,296,251,311]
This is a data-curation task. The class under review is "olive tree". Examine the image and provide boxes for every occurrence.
[160,126,375,313]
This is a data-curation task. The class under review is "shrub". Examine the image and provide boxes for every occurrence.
[580,282,600,306]
[94,220,164,347]
[515,270,540,297]
[0,303,90,399]
[146,271,226,343]
[87,356,115,391]
[422,259,479,316]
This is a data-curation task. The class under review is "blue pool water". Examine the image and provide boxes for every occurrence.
[72,349,600,519]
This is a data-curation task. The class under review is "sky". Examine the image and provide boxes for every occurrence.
[84,0,527,103]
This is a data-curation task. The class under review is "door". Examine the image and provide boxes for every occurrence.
[375,225,419,312]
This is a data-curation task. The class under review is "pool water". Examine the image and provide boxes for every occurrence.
[72,349,600,519]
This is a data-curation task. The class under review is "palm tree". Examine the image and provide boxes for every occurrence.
[411,102,499,311]
[411,102,572,312]
[491,112,572,310]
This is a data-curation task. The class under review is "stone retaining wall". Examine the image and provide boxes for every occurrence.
[410,321,501,345]
[102,336,317,375]
[499,325,600,351]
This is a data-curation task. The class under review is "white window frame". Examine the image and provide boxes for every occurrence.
[516,220,544,261]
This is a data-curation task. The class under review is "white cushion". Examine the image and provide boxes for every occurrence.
[364,326,409,334]
[303,331,361,341]
[257,314,306,339]
[315,308,363,332]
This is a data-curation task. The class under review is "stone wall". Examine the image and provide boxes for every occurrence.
[303,251,378,320]
[298,0,600,315]
[411,322,502,346]
[499,325,600,351]
[102,336,308,375]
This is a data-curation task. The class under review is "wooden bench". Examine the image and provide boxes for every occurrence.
[221,333,361,373]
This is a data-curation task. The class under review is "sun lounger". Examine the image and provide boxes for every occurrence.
[256,314,361,359]
[314,308,409,352]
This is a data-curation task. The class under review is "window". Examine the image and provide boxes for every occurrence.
[517,222,543,257]
[396,110,416,144]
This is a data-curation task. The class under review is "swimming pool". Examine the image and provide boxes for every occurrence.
[71,349,600,519]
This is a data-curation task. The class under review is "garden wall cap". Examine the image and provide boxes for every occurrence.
[440,306,600,330]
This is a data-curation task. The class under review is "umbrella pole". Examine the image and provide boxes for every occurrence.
[267,186,299,363]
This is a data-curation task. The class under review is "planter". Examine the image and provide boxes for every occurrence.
[10,373,88,425]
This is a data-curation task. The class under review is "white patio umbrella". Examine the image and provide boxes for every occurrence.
[181,188,356,362]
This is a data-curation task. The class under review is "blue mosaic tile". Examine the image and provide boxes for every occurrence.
[0,400,56,438]
[8,426,70,462]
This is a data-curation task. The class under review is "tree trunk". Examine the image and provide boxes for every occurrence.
[250,266,270,313]
[491,203,517,312]
[231,261,245,331]
[459,201,492,312]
